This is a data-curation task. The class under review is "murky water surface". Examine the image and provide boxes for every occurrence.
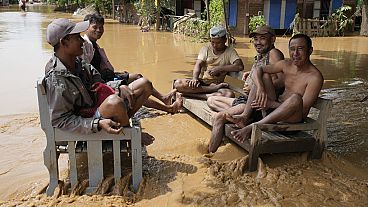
[0,5,367,204]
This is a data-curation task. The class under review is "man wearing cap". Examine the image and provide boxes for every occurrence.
[82,13,183,114]
[173,25,244,99]
[43,18,154,143]
[231,33,323,142]
[207,25,285,153]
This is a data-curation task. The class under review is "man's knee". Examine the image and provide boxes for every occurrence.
[104,95,123,107]
[262,73,272,82]
[138,77,153,93]
[100,95,127,114]
[218,89,235,98]
[173,79,187,89]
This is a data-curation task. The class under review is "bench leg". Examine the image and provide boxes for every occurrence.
[248,145,259,172]
[311,143,324,159]
[311,127,326,159]
[87,140,104,188]
[43,140,59,196]
[249,125,261,172]
[68,141,78,188]
[131,127,142,192]
[113,140,122,185]
[310,135,324,159]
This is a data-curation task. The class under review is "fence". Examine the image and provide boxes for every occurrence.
[294,18,338,37]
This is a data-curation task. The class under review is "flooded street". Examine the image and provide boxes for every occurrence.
[0,5,368,206]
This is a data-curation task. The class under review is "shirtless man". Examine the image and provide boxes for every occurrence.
[174,25,244,99]
[208,25,284,153]
[231,34,323,142]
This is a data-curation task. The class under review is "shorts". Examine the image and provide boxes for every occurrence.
[117,72,129,85]
[232,95,248,106]
[253,108,274,122]
[100,70,130,85]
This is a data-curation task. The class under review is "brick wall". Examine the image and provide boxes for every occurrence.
[233,0,264,35]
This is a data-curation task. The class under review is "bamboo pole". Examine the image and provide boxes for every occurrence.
[222,0,232,45]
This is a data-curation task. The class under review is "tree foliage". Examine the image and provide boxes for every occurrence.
[327,5,353,36]
[248,15,266,32]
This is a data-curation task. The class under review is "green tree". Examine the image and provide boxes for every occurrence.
[208,0,225,27]
[330,5,353,36]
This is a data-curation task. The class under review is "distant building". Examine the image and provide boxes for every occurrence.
[233,0,357,34]
[0,0,10,6]
[174,0,357,35]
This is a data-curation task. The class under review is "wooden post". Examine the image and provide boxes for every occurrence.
[156,0,161,31]
[112,0,115,20]
[249,125,261,171]
[222,0,232,45]
[244,0,249,35]
[328,0,333,17]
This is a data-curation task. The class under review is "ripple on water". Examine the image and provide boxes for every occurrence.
[321,84,368,168]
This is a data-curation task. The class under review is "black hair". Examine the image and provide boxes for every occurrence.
[289,33,312,50]
[84,13,104,25]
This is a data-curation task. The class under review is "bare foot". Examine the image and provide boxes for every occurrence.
[168,95,183,113]
[230,124,252,143]
[214,83,229,90]
[225,113,251,128]
[141,132,155,146]
[161,89,177,105]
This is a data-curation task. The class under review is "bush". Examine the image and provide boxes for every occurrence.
[249,15,266,32]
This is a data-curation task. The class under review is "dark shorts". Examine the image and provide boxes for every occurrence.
[232,95,248,106]
[253,108,275,122]
[100,70,130,85]
[117,72,129,85]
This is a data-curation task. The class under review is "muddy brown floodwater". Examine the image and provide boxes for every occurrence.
[0,5,367,206]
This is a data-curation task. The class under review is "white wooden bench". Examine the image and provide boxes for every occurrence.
[37,79,143,196]
[180,72,332,171]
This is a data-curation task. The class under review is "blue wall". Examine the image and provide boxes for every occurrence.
[284,0,297,29]
[331,0,343,12]
[269,0,282,29]
[229,0,238,27]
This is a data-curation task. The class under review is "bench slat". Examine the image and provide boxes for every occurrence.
[68,141,78,188]
[87,140,104,187]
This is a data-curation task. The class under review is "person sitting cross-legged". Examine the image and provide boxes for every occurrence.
[173,25,244,100]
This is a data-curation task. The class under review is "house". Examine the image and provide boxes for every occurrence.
[0,0,9,6]
[232,0,356,34]
[172,0,356,34]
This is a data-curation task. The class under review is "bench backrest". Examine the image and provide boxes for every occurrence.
[36,79,55,137]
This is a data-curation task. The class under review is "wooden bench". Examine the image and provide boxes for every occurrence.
[36,79,143,196]
[180,72,332,171]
